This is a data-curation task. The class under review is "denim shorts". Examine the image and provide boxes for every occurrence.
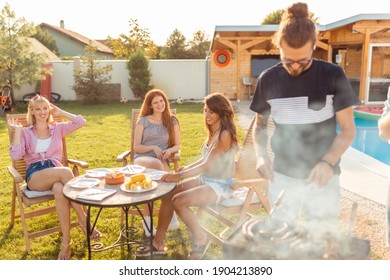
[26,160,55,186]
[200,174,235,202]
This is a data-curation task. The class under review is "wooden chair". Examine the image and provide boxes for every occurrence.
[116,109,180,218]
[6,113,88,253]
[196,116,271,245]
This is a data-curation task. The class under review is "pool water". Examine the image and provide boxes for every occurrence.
[352,117,390,165]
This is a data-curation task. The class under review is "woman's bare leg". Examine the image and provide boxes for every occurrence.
[28,167,101,257]
[172,185,217,245]
[153,178,199,250]
[29,167,74,259]
[28,166,74,191]
[52,181,72,259]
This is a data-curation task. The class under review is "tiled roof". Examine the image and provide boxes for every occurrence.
[27,37,61,61]
[39,23,113,54]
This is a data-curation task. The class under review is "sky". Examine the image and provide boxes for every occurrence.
[3,0,390,45]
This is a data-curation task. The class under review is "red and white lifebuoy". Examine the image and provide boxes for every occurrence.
[213,50,231,67]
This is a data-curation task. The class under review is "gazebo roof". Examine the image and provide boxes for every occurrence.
[211,14,390,51]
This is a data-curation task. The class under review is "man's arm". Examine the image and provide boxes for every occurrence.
[321,106,356,166]
[253,113,273,180]
[308,106,356,186]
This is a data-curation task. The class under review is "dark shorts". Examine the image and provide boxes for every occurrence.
[26,160,55,187]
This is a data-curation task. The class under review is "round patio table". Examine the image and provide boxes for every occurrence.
[63,167,176,259]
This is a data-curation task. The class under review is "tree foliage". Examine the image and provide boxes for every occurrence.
[187,30,210,59]
[32,26,59,55]
[108,19,158,59]
[262,9,285,24]
[0,3,50,103]
[159,29,210,59]
[160,29,188,59]
[72,44,113,104]
[107,19,211,60]
[127,50,153,99]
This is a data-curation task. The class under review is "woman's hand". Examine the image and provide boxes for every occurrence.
[162,149,172,160]
[177,166,186,172]
[161,172,180,182]
[8,118,23,130]
[50,104,63,117]
[153,146,164,161]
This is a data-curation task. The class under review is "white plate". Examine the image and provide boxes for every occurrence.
[86,168,111,178]
[120,165,146,175]
[120,181,158,193]
[147,170,169,180]
[69,178,101,189]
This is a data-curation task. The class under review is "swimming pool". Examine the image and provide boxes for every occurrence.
[352,117,390,165]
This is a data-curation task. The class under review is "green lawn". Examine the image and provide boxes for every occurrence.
[0,100,245,260]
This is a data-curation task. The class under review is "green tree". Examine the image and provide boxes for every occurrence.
[187,30,210,59]
[127,50,153,99]
[108,19,157,59]
[32,26,59,55]
[262,9,284,24]
[160,29,188,59]
[0,3,50,104]
[72,44,113,104]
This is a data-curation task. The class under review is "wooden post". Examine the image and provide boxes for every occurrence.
[327,45,333,63]
[359,29,371,103]
[236,42,241,100]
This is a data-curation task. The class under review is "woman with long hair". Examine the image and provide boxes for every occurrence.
[133,89,181,236]
[8,95,101,260]
[137,92,239,259]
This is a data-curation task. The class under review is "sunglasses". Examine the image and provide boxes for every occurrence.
[280,57,312,68]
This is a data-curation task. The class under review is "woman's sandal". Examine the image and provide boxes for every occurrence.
[187,240,211,260]
[136,242,167,257]
[58,240,72,260]
[79,222,102,239]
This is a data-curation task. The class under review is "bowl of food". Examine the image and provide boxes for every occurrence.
[105,171,125,185]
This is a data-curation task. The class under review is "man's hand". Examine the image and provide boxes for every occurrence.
[307,161,334,187]
[256,157,274,181]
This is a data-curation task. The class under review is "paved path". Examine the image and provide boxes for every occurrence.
[232,100,390,206]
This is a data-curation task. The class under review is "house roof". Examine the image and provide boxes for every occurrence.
[39,23,113,55]
[27,37,61,61]
[317,13,390,31]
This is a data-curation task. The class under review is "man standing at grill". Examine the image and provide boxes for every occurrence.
[250,2,358,228]
[378,86,390,248]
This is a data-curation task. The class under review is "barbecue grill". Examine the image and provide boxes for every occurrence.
[223,217,370,260]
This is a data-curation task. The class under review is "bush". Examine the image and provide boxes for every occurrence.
[127,50,153,100]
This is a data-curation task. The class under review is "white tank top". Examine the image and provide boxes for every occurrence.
[35,137,52,153]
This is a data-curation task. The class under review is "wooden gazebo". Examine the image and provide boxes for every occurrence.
[209,14,390,104]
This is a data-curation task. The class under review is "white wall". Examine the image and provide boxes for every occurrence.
[150,60,208,100]
[14,59,208,101]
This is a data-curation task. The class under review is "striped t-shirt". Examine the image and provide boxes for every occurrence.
[250,59,358,178]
